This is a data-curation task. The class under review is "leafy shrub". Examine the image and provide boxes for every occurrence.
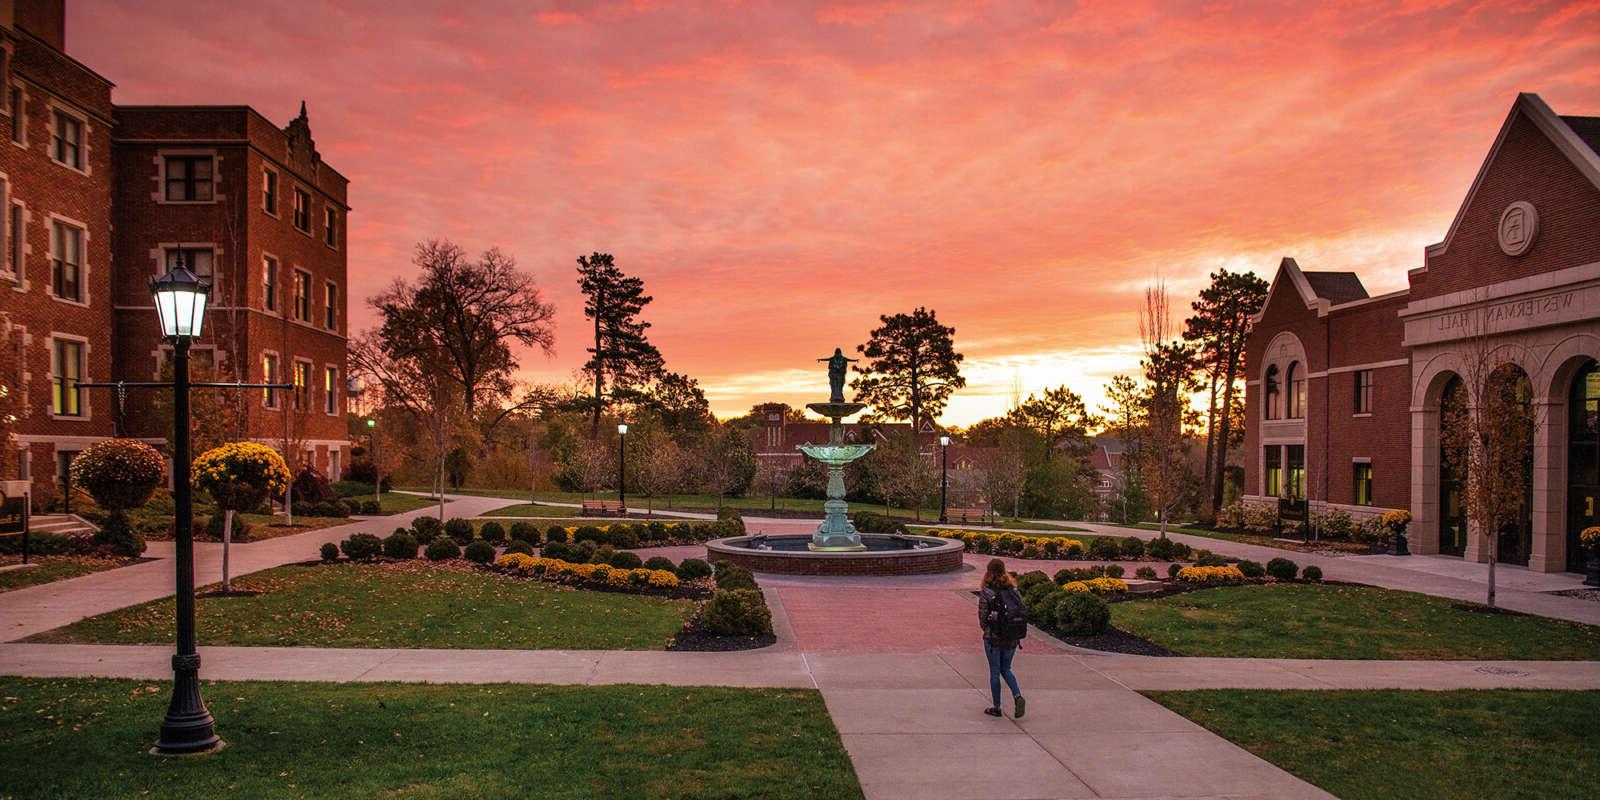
[1168,563,1182,578]
[509,522,540,544]
[479,522,506,544]
[573,540,599,563]
[1237,559,1266,578]
[1177,565,1247,584]
[1266,557,1299,581]
[1215,501,1244,530]
[330,480,376,499]
[702,588,772,636]
[714,561,760,591]
[464,540,496,564]
[204,512,251,542]
[646,522,669,542]
[383,531,418,559]
[545,525,569,543]
[677,558,713,580]
[1034,589,1067,625]
[1054,591,1110,636]
[320,542,339,561]
[1022,581,1056,610]
[1193,549,1228,567]
[1135,566,1157,580]
[644,556,676,572]
[609,551,643,570]
[1088,537,1121,560]
[1242,502,1277,533]
[72,438,167,510]
[1052,568,1076,585]
[573,525,605,544]
[606,524,639,549]
[591,544,615,564]
[444,518,474,545]
[1317,508,1354,540]
[360,500,381,515]
[340,533,382,561]
[1017,570,1050,591]
[716,506,747,536]
[1119,536,1146,558]
[425,536,460,561]
[504,539,535,556]
[1103,564,1125,578]
[291,463,332,504]
[1302,565,1323,582]
[0,530,78,556]
[852,511,907,535]
[411,516,442,544]
[541,541,572,561]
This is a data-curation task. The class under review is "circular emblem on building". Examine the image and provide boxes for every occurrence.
[1497,201,1538,257]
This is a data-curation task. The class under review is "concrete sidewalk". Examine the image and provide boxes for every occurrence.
[0,492,522,642]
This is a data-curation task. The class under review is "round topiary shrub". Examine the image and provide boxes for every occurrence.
[509,522,540,544]
[425,536,460,561]
[643,556,676,572]
[573,525,605,544]
[702,588,772,636]
[1135,566,1157,580]
[1266,557,1299,581]
[383,531,418,559]
[1119,536,1146,559]
[73,438,167,511]
[340,533,382,561]
[411,516,442,544]
[590,544,614,564]
[541,541,573,561]
[1017,570,1050,591]
[607,524,639,549]
[504,539,535,556]
[676,558,713,580]
[464,540,496,564]
[1088,537,1121,560]
[1168,562,1182,578]
[1053,568,1076,586]
[444,518,474,545]
[204,512,252,542]
[319,541,339,562]
[1147,537,1177,560]
[1302,565,1323,582]
[609,551,643,569]
[1237,560,1266,578]
[1034,589,1067,625]
[479,521,506,544]
[1054,591,1110,636]
[1103,564,1125,578]
[714,561,759,591]
[545,525,569,543]
[647,522,669,542]
[360,500,381,515]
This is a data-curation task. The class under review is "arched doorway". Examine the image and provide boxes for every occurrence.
[1568,359,1600,571]
[1438,375,1468,557]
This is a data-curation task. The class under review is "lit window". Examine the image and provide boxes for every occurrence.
[324,366,338,414]
[1353,370,1373,414]
[164,156,213,201]
[293,270,311,321]
[52,339,82,416]
[1353,462,1373,506]
[165,247,213,277]
[52,110,81,170]
[1287,362,1306,419]
[262,353,279,408]
[1264,446,1281,496]
[51,220,82,301]
[294,361,310,409]
[1286,444,1305,499]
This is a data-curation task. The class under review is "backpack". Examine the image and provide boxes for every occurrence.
[989,587,1029,642]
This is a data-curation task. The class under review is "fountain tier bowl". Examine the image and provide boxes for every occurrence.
[706,534,965,576]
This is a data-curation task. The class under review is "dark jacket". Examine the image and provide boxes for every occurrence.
[978,585,1024,645]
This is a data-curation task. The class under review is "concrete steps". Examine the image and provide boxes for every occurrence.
[28,514,97,537]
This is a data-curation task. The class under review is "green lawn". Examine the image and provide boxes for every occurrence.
[369,491,439,514]
[909,521,1092,535]
[1112,583,1600,660]
[0,678,863,800]
[0,555,133,592]
[483,503,586,518]
[1108,522,1377,553]
[1148,689,1600,800]
[28,562,696,650]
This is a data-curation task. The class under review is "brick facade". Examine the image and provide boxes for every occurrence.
[1244,93,1600,574]
[0,1,351,501]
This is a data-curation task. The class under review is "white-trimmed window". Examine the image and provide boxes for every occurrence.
[9,201,22,281]
[0,176,8,281]
[262,167,278,215]
[1287,361,1306,419]
[323,207,337,248]
[1353,369,1373,415]
[165,246,213,278]
[293,269,311,322]
[8,86,21,144]
[51,337,84,416]
[292,187,310,232]
[324,281,337,330]
[262,255,279,312]
[164,155,214,202]
[51,109,82,170]
[262,352,280,408]
[293,359,311,409]
[324,365,338,414]
[1264,364,1281,420]
[50,219,82,302]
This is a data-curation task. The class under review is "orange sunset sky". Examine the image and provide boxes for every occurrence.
[73,1,1600,426]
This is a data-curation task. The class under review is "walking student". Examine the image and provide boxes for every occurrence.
[977,558,1026,718]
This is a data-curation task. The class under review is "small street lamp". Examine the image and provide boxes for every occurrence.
[148,257,221,755]
[938,435,951,524]
[616,423,628,512]
[348,374,379,509]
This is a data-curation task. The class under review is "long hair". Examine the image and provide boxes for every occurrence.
[982,558,1014,590]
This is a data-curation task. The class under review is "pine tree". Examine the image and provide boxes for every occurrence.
[576,252,664,437]
[852,307,965,435]
[1182,269,1267,514]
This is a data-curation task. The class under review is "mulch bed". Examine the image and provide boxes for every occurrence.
[1548,587,1600,603]
[668,626,777,651]
[1046,625,1177,657]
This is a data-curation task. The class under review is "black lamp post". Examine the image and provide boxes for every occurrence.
[617,423,628,511]
[149,259,221,755]
[938,435,950,524]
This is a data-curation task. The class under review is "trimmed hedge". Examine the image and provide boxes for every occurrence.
[702,588,772,636]
[425,537,460,561]
[464,540,496,564]
[444,518,474,545]
[339,533,382,562]
[382,531,418,560]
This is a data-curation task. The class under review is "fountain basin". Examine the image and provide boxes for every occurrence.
[707,534,965,576]
[795,443,875,466]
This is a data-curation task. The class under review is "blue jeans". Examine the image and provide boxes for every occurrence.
[984,639,1020,707]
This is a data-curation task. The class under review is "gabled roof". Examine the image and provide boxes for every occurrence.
[1252,257,1386,323]
[1423,93,1600,262]
[1302,272,1369,305]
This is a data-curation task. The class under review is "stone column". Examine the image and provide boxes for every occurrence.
[1410,404,1440,555]
[1529,398,1567,572]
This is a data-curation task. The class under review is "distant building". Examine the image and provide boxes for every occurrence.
[1243,93,1599,574]
[0,0,351,500]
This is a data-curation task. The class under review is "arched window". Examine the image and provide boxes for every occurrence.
[1264,365,1281,420]
[1287,361,1306,419]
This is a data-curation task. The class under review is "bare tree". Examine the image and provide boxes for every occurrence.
[752,457,796,512]
[875,432,938,520]
[982,430,1027,519]
[630,428,685,514]
[1138,283,1196,538]
[0,316,26,481]
[350,331,463,521]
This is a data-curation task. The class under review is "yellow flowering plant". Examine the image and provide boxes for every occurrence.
[1175,565,1247,585]
[71,438,166,510]
[1581,526,1600,555]
[494,552,680,593]
[1377,509,1412,535]
[192,442,290,512]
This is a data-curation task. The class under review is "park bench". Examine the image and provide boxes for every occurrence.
[947,506,992,525]
[580,499,625,517]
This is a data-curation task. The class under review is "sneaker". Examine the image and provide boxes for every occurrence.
[983,706,1003,717]
[1013,696,1026,719]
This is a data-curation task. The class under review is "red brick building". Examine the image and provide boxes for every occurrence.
[1244,93,1600,574]
[0,1,351,500]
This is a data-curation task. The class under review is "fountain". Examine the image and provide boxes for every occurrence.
[704,349,965,575]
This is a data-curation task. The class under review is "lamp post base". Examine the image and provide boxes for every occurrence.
[152,654,222,756]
